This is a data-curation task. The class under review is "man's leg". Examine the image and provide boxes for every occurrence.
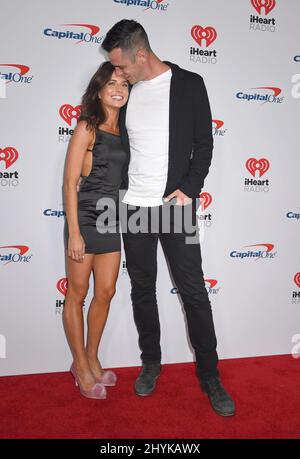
[159,231,219,381]
[121,206,161,365]
[159,203,235,415]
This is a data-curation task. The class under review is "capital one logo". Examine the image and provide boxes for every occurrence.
[57,277,68,296]
[0,245,32,265]
[191,25,217,47]
[113,0,169,12]
[251,0,276,15]
[0,64,32,85]
[212,120,224,130]
[205,279,220,295]
[236,86,283,104]
[0,147,19,169]
[43,24,102,45]
[230,243,276,260]
[59,104,81,126]
[246,158,270,177]
[212,119,227,137]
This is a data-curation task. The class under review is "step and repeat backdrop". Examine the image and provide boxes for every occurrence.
[1,0,300,376]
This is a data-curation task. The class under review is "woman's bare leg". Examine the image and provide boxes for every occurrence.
[63,250,97,390]
[86,251,121,378]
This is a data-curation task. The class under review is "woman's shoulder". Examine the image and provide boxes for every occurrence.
[74,120,95,140]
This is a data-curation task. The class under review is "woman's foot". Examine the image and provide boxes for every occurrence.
[70,362,107,399]
[87,356,105,379]
[71,362,98,391]
[87,356,117,386]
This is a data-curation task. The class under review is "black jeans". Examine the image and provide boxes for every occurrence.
[120,199,219,382]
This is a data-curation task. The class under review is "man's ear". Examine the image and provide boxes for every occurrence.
[136,48,147,62]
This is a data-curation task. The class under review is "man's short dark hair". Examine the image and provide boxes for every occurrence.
[102,19,151,54]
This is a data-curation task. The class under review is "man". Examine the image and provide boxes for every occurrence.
[102,20,235,416]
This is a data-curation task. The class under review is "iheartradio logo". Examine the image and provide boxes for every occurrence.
[244,158,270,192]
[190,25,217,65]
[59,104,81,126]
[198,192,213,227]
[0,147,19,169]
[58,104,82,139]
[251,0,276,15]
[292,273,300,302]
[56,277,68,314]
[250,0,276,32]
[0,147,20,187]
[191,26,217,47]
[56,277,68,296]
[294,273,300,289]
[246,158,270,178]
[200,192,212,210]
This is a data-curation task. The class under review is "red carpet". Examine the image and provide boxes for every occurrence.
[0,354,299,439]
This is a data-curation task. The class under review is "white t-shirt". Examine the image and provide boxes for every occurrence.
[122,68,172,207]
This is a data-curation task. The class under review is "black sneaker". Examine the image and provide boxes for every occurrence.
[202,376,235,417]
[134,363,161,396]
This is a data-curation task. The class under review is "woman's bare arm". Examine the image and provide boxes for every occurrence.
[63,121,93,258]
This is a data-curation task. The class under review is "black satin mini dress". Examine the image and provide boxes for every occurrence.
[64,128,127,254]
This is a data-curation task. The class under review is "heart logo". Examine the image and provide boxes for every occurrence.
[0,147,19,169]
[191,25,217,47]
[200,192,212,210]
[294,273,300,289]
[205,279,218,289]
[246,158,270,177]
[59,104,81,126]
[57,277,68,296]
[251,0,276,16]
[212,120,224,129]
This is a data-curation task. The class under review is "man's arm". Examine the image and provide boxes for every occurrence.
[178,74,213,198]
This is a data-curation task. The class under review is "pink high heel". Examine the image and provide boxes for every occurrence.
[96,370,117,387]
[70,363,107,399]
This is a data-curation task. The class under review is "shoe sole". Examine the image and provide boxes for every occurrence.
[208,399,236,417]
[212,407,235,417]
[202,389,235,417]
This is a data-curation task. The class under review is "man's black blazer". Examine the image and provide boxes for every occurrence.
[119,61,213,199]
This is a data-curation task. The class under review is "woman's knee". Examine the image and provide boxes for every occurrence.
[66,281,89,303]
[94,286,116,304]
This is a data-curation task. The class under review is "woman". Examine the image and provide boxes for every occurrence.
[63,61,129,399]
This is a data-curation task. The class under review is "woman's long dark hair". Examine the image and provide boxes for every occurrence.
[78,61,115,132]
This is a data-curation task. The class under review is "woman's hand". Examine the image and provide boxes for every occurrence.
[68,233,86,261]
[76,176,83,192]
